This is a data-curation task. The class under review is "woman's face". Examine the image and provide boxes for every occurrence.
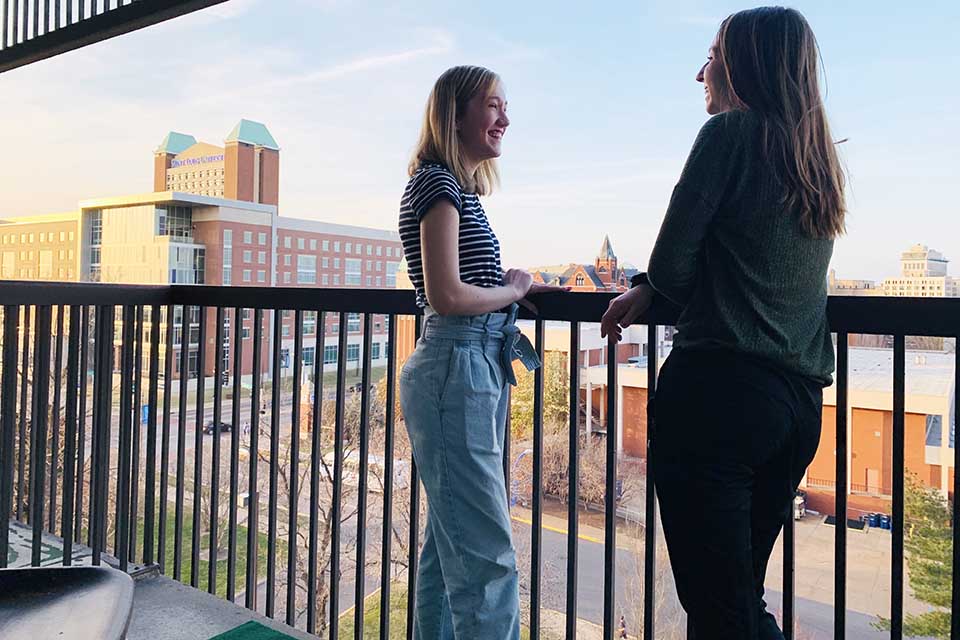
[458,81,510,165]
[697,36,735,115]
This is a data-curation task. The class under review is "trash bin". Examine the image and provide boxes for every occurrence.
[869,513,880,528]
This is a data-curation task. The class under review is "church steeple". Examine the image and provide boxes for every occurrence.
[594,235,618,286]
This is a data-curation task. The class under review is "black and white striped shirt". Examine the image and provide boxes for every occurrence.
[399,162,503,308]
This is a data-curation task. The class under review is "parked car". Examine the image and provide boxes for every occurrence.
[203,421,232,435]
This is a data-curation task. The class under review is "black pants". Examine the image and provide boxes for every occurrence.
[652,349,823,640]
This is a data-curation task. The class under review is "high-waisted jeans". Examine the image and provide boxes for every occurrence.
[399,304,536,640]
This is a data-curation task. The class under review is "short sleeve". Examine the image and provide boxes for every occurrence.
[408,167,463,221]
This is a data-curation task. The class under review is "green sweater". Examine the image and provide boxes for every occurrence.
[648,110,835,385]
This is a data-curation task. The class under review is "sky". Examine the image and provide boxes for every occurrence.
[1,0,958,281]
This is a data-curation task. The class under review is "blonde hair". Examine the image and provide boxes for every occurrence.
[717,7,846,239]
[408,65,501,195]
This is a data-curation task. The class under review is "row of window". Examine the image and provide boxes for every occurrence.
[1,231,75,245]
[2,249,75,261]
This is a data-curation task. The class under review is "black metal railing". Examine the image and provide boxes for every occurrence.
[0,0,230,73]
[0,281,957,640]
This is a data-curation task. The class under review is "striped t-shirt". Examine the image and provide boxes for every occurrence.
[398,162,503,308]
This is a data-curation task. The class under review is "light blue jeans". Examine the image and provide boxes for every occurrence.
[399,306,524,640]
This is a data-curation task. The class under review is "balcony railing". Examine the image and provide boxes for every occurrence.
[0,281,958,639]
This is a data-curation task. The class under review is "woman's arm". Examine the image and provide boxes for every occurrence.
[420,201,531,316]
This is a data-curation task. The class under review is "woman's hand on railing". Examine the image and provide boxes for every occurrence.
[600,284,653,341]
[518,281,571,314]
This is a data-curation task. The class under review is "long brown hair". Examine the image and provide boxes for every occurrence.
[717,6,846,239]
[408,65,501,195]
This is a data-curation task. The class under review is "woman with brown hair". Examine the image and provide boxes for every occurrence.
[602,7,845,638]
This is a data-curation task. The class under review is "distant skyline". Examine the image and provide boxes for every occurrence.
[1,0,957,281]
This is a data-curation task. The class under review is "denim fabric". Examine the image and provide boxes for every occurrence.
[399,306,522,640]
[652,348,823,640]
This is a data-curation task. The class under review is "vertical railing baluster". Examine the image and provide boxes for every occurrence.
[190,306,207,588]
[286,309,303,626]
[308,311,326,634]
[61,306,80,566]
[266,308,282,618]
[530,319,545,637]
[90,306,103,561]
[48,305,64,533]
[117,305,135,572]
[245,308,264,611]
[208,306,225,595]
[891,335,905,639]
[405,313,422,640]
[128,305,144,562]
[244,309,271,610]
[158,305,174,573]
[353,313,373,639]
[603,338,618,638]
[378,314,396,640]
[29,305,52,566]
[0,306,20,568]
[835,332,848,639]
[566,320,580,640]
[74,305,88,543]
[2,0,9,49]
[644,322,658,640]
[227,306,243,602]
[330,312,348,638]
[174,305,189,580]
[951,342,959,640]
[17,306,31,523]
[144,304,161,566]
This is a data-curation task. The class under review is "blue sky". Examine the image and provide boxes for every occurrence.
[1,0,957,280]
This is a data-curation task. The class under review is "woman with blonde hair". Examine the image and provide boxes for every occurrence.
[398,65,562,639]
[602,7,845,638]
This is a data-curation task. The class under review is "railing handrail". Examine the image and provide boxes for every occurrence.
[1,281,959,338]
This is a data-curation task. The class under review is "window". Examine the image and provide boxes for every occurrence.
[296,238,304,250]
[284,255,292,266]
[371,342,381,360]
[310,239,317,251]
[298,255,317,284]
[575,274,585,287]
[304,311,317,334]
[334,241,340,252]
[386,262,400,287]
[285,236,292,249]
[345,259,362,286]
[376,246,382,256]
[60,231,66,242]
[39,232,45,242]
[376,261,382,271]
[385,247,392,257]
[376,276,382,287]
[258,251,266,264]
[333,274,340,285]
[322,257,329,268]
[283,272,291,284]
[242,327,250,339]
[366,260,372,270]
[223,229,233,246]
[347,344,360,362]
[243,231,253,244]
[333,258,340,269]
[69,231,74,241]
[345,242,352,254]
[242,309,251,320]
[259,232,267,246]
[322,240,330,251]
[282,326,290,337]
[322,274,329,285]
[323,345,338,364]
[257,270,266,283]
[303,347,315,367]
[366,276,372,286]
[243,250,252,263]
[347,313,361,332]
[367,244,372,255]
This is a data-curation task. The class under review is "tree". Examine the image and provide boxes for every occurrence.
[875,473,952,638]
[510,351,571,441]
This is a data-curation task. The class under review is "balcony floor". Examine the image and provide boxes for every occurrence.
[130,572,313,640]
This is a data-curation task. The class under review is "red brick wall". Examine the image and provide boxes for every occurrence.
[154,153,172,191]
[225,142,255,202]
[259,148,279,206]
[622,387,648,458]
